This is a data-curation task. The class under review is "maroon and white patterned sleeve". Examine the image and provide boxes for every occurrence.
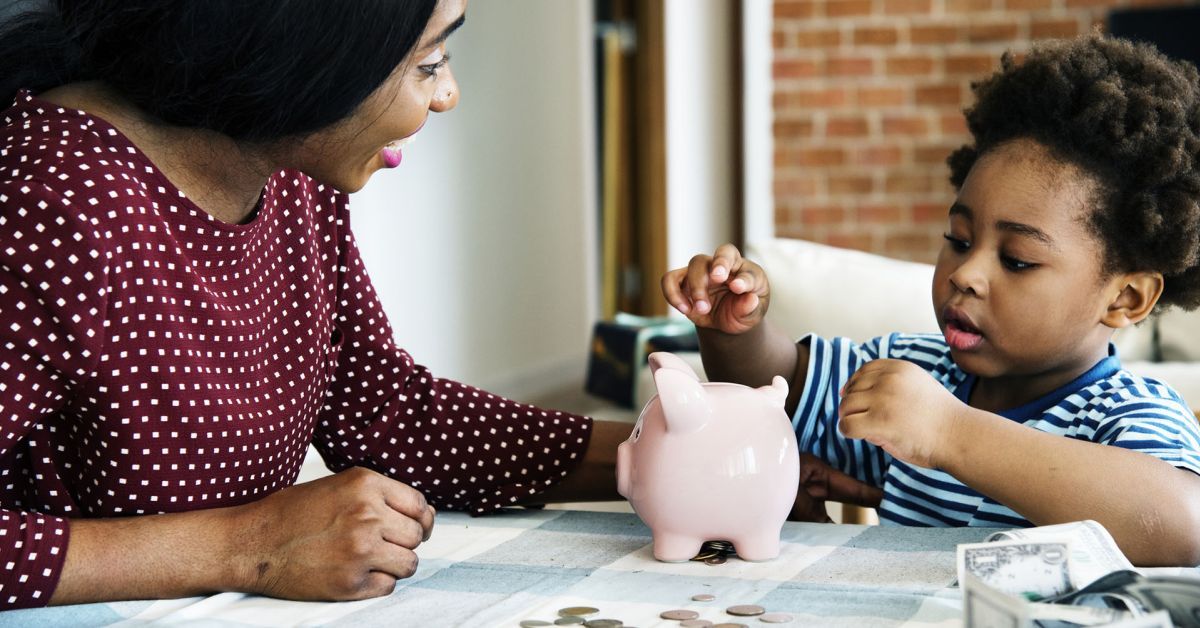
[0,181,108,608]
[311,223,593,514]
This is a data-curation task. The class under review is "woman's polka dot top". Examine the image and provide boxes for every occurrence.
[0,90,592,609]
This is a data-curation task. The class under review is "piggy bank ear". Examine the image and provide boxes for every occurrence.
[647,352,701,381]
[653,368,710,433]
[757,375,789,408]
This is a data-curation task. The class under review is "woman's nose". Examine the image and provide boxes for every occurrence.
[430,68,459,112]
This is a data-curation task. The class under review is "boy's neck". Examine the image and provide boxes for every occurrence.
[965,342,1112,414]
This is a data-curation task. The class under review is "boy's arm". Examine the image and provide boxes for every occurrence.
[940,408,1200,567]
[698,322,810,417]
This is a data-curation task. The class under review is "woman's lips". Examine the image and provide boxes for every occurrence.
[379,123,424,169]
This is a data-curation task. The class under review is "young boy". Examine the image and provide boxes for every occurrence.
[662,35,1200,567]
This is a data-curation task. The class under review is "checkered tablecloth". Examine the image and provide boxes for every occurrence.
[0,508,1187,627]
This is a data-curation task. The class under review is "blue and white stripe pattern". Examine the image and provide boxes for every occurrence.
[793,332,1200,527]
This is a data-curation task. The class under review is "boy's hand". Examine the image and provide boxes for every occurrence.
[789,453,884,522]
[837,359,962,469]
[661,243,770,335]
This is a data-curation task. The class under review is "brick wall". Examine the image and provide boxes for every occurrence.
[772,0,1192,263]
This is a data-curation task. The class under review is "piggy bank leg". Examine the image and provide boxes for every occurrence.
[652,532,704,562]
[731,531,782,562]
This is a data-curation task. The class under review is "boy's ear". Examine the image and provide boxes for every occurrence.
[1102,271,1164,329]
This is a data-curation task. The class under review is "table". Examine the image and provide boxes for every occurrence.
[0,509,1192,627]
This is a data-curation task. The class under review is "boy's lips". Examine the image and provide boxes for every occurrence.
[943,306,985,351]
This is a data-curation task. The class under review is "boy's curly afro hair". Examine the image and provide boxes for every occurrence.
[948,35,1200,310]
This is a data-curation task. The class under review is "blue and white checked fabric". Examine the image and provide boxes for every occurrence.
[4,508,1193,627]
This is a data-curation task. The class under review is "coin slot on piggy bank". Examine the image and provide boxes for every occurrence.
[615,352,801,562]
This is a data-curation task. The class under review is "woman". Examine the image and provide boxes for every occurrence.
[0,0,632,608]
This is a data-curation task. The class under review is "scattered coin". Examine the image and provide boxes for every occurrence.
[726,605,766,617]
[691,593,716,602]
[758,612,794,624]
[583,620,623,628]
[555,618,586,626]
[680,621,714,628]
[559,607,600,618]
[712,624,749,628]
[704,556,726,565]
[660,609,700,621]
[520,621,553,627]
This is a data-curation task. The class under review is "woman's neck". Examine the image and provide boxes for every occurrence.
[38,82,278,225]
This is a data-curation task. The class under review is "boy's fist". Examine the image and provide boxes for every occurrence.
[661,243,771,335]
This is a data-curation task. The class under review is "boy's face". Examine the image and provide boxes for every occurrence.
[932,138,1119,379]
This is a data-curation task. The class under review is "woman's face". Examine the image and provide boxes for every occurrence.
[285,0,467,192]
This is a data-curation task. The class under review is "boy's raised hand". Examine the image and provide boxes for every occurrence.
[836,359,964,470]
[661,244,770,335]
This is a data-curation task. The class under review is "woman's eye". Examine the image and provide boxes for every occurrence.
[419,53,451,78]
[942,233,969,253]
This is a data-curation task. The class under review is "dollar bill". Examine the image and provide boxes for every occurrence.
[987,520,1136,589]
[962,573,1172,628]
[958,540,1075,600]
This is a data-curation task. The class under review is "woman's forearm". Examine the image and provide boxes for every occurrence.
[940,407,1200,566]
[51,506,248,605]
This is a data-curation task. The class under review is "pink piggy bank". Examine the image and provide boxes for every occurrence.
[616,352,800,562]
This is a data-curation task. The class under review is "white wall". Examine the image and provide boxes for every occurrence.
[349,1,598,400]
[742,0,775,247]
[664,0,737,269]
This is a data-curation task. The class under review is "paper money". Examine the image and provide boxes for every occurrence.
[962,573,1172,628]
[987,520,1136,589]
[958,539,1074,600]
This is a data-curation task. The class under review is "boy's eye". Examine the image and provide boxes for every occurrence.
[1001,255,1036,271]
[942,233,969,252]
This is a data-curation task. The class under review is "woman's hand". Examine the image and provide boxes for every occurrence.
[661,243,771,335]
[789,453,883,522]
[837,359,963,469]
[235,467,436,601]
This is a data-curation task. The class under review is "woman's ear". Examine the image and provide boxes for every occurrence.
[1102,271,1164,329]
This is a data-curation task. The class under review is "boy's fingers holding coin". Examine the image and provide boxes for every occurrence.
[709,243,743,281]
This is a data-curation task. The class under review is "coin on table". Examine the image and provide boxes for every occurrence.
[583,620,623,628]
[680,621,714,628]
[704,556,726,566]
[712,623,748,628]
[691,593,716,602]
[726,605,766,617]
[758,612,794,623]
[660,609,700,621]
[559,607,600,617]
[555,617,586,626]
[520,621,553,627]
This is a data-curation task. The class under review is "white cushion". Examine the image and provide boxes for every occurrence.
[746,238,937,342]
[1157,308,1200,362]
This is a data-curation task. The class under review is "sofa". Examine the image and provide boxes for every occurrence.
[635,237,1200,413]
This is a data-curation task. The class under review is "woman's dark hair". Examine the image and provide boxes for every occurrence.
[948,35,1200,310]
[0,0,438,142]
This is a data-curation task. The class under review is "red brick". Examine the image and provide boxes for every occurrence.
[826,115,871,137]
[780,87,849,108]
[774,58,820,79]
[914,143,957,164]
[854,145,905,166]
[855,86,909,107]
[946,0,995,11]
[944,53,997,76]
[796,27,843,47]
[885,171,937,193]
[775,0,819,19]
[825,56,875,77]
[1005,0,1053,9]
[883,115,929,135]
[940,113,969,135]
[1064,0,1116,7]
[967,21,1021,42]
[797,147,848,167]
[774,175,821,197]
[886,55,936,76]
[854,26,900,46]
[884,230,941,257]
[916,83,965,106]
[824,232,875,252]
[911,24,960,44]
[774,118,816,137]
[1030,18,1081,39]
[858,204,904,222]
[773,29,791,49]
[800,205,848,225]
[829,175,875,194]
[825,0,874,16]
[883,0,933,13]
[913,202,950,223]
